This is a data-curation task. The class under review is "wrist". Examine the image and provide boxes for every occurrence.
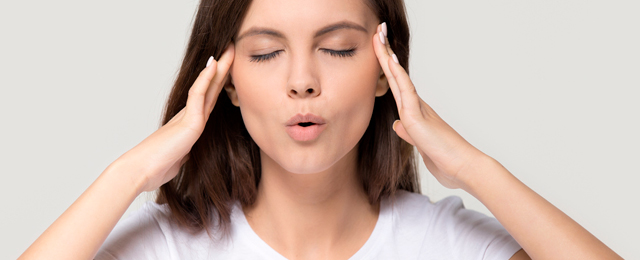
[104,158,148,197]
[458,154,511,198]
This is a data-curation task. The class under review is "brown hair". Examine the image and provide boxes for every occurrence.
[155,0,419,240]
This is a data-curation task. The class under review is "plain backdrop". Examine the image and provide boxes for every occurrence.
[1,0,638,259]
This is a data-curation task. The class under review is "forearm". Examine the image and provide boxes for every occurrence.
[465,157,621,260]
[19,161,145,260]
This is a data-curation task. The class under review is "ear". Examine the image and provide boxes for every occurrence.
[375,68,389,97]
[223,75,240,107]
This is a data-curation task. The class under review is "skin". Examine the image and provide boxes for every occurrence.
[19,0,622,259]
[374,17,622,260]
[226,0,622,259]
[224,0,531,259]
[225,0,388,259]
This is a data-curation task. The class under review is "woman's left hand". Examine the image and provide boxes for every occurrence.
[372,25,623,260]
[373,23,489,190]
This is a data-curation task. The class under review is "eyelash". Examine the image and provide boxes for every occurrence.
[249,48,357,63]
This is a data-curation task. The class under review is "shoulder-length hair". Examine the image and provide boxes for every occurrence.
[155,0,419,240]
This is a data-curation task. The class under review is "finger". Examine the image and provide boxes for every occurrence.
[387,55,422,116]
[392,120,416,146]
[204,43,235,113]
[373,23,424,121]
[372,23,402,109]
[185,56,218,118]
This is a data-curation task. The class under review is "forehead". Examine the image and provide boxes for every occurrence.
[237,0,377,39]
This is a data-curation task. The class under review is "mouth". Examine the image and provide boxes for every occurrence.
[285,113,327,126]
[297,122,317,127]
[285,113,327,141]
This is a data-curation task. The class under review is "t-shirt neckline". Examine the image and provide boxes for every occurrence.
[232,196,391,259]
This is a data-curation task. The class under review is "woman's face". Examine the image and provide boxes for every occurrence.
[227,0,387,174]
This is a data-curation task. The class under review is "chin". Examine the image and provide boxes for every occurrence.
[257,141,351,175]
[250,122,364,176]
[281,161,335,175]
[275,150,341,175]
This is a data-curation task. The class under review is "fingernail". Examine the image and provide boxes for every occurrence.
[392,54,399,64]
[381,22,387,37]
[392,120,399,131]
[206,56,213,68]
[378,31,385,45]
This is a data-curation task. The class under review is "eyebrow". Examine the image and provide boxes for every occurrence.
[235,21,368,42]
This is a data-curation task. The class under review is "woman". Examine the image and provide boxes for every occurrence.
[19,0,621,259]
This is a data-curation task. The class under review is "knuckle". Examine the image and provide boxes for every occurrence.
[219,58,232,68]
[188,86,203,97]
[198,67,208,77]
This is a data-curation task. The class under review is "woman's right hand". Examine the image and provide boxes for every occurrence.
[117,43,235,194]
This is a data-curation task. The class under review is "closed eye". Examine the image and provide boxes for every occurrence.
[250,50,284,63]
[321,48,356,58]
[249,48,357,63]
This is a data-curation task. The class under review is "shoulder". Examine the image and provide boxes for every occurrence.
[94,201,176,260]
[111,201,175,233]
[105,201,174,238]
[383,190,461,247]
[389,189,463,221]
[96,201,243,259]
[388,190,522,260]
[390,189,498,228]
[388,190,472,236]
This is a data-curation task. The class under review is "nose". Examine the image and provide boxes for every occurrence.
[287,54,321,99]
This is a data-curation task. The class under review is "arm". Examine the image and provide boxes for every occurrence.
[372,22,621,259]
[18,161,144,260]
[19,44,235,260]
[465,156,621,260]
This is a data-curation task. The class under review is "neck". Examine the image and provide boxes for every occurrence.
[243,145,380,259]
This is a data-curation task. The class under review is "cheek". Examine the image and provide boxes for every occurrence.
[228,62,282,145]
[229,46,382,132]
[225,49,383,173]
[229,62,280,111]
[324,47,381,108]
[321,47,381,144]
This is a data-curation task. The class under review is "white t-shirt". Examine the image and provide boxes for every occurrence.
[95,189,522,259]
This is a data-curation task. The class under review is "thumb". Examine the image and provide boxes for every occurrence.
[393,120,416,146]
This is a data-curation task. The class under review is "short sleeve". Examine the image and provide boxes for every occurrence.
[94,202,172,260]
[425,196,522,260]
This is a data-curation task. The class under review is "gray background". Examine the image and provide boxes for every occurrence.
[1,0,638,259]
